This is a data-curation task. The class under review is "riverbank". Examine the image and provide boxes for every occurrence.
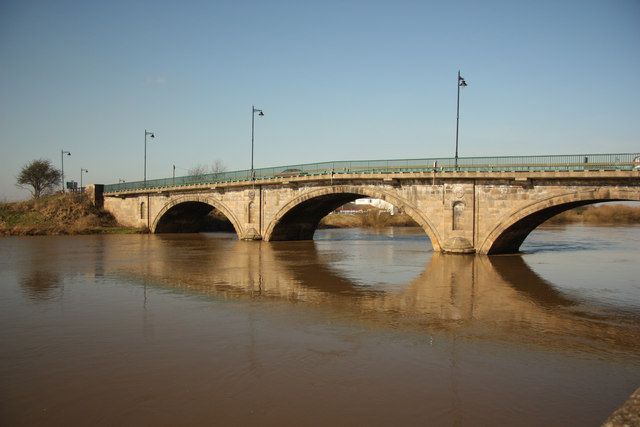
[0,194,142,236]
[320,211,419,228]
[546,204,640,225]
[321,204,640,229]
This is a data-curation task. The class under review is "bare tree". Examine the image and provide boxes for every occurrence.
[187,159,227,183]
[16,159,62,198]
[211,159,227,176]
[187,164,209,182]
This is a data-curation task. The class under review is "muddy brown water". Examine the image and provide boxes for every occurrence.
[1,225,639,426]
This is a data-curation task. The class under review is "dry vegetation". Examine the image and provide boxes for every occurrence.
[323,204,640,229]
[546,204,640,225]
[0,193,141,236]
[320,210,419,228]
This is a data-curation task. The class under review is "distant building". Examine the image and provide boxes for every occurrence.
[354,198,398,214]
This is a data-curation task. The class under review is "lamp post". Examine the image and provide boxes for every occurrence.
[251,105,264,180]
[80,168,88,191]
[455,70,467,169]
[144,130,155,188]
[80,168,88,192]
[61,150,71,192]
[143,129,156,231]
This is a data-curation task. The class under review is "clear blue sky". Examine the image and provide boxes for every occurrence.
[1,0,639,200]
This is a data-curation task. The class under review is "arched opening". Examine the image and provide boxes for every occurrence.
[154,201,235,234]
[264,187,441,251]
[485,198,640,255]
[268,193,363,240]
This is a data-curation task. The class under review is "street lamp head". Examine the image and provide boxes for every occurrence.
[258,111,264,117]
[458,73,468,87]
[150,133,155,138]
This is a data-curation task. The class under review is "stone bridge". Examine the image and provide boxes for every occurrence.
[94,167,639,254]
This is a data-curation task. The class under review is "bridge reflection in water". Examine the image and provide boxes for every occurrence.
[108,233,640,356]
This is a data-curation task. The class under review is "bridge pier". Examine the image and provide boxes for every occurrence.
[441,237,475,254]
[240,227,262,240]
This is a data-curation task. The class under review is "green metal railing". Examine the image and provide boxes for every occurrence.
[104,153,640,193]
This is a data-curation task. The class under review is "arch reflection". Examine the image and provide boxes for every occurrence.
[113,234,640,354]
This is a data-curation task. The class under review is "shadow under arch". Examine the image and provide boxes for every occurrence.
[480,188,640,254]
[151,195,243,237]
[267,241,387,297]
[485,255,576,308]
[263,185,442,251]
[382,253,581,316]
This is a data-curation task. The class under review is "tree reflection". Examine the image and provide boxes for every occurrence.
[20,271,61,301]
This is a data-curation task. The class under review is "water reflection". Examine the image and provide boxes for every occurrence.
[20,271,62,301]
[489,256,575,307]
[110,234,640,356]
[2,232,639,426]
[16,237,64,301]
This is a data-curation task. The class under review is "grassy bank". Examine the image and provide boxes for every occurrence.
[320,211,419,228]
[0,193,143,236]
[546,204,640,225]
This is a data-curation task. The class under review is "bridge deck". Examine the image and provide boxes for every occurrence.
[104,169,639,196]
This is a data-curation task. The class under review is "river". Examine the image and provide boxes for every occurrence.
[1,225,639,426]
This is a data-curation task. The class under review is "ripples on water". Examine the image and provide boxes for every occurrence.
[0,225,639,426]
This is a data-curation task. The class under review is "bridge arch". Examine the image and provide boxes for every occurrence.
[479,188,640,254]
[263,185,442,251]
[151,195,243,237]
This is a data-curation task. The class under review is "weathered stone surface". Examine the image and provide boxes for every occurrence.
[99,170,640,254]
[85,184,104,208]
[602,387,640,427]
[442,237,474,253]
